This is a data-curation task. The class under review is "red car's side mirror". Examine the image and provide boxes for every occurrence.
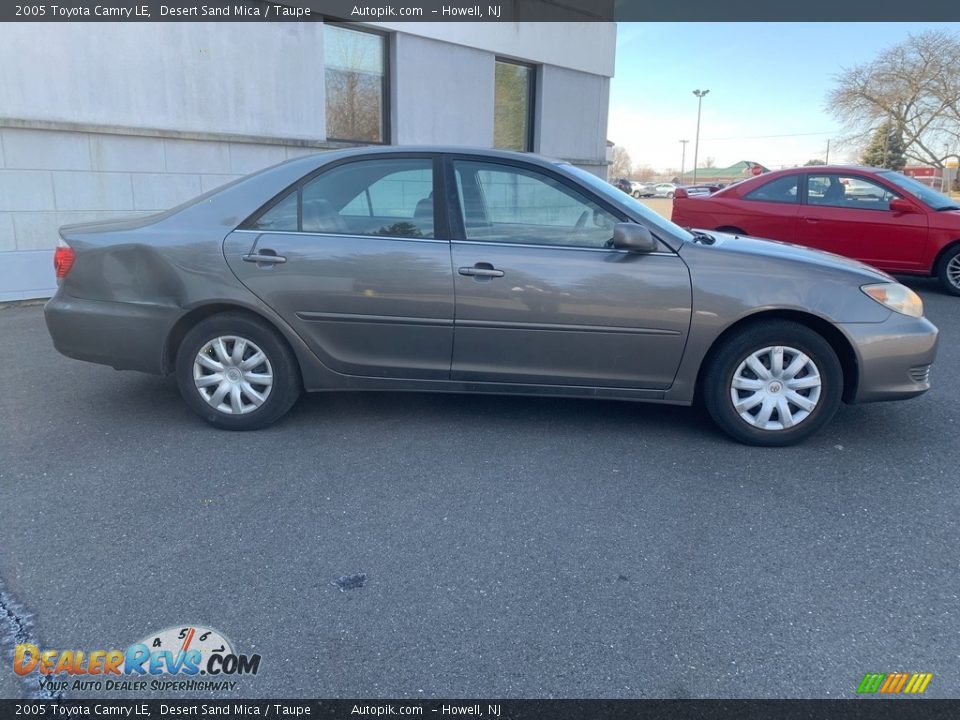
[889,198,918,214]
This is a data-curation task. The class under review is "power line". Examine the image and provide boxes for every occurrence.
[700,130,837,141]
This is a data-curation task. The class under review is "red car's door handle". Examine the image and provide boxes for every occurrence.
[802,217,819,224]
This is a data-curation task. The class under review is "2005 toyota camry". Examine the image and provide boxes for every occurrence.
[45,147,938,445]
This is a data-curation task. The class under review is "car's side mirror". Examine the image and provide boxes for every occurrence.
[889,198,917,214]
[612,223,658,253]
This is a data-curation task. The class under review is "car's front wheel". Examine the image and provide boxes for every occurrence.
[936,245,960,296]
[703,321,842,446]
[175,313,301,430]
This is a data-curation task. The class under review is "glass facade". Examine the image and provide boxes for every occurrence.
[494,60,535,152]
[324,25,388,143]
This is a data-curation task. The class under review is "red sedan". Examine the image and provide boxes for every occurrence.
[671,165,960,295]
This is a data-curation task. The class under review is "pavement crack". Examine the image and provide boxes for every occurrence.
[0,579,62,700]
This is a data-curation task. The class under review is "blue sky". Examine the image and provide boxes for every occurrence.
[609,22,959,173]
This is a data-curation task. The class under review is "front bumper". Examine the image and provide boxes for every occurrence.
[44,292,179,374]
[840,313,939,403]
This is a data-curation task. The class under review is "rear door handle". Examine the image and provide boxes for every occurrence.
[802,217,819,224]
[243,250,287,265]
[458,264,504,278]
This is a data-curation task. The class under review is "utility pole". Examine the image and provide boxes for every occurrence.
[882,121,890,169]
[692,89,709,184]
[943,144,950,193]
[825,139,830,164]
[679,140,689,185]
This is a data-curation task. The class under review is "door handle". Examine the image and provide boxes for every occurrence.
[802,217,819,224]
[458,264,504,278]
[243,250,287,265]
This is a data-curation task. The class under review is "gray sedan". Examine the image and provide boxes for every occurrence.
[45,147,938,446]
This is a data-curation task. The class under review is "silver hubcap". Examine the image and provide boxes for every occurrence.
[730,345,821,431]
[193,335,273,415]
[947,254,960,289]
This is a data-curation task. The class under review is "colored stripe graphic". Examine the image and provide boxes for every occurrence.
[857,673,885,694]
[880,673,909,694]
[904,673,933,694]
[857,672,932,694]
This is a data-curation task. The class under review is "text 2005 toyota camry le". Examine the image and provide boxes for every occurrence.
[45,147,938,446]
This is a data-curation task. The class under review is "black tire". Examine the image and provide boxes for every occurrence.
[175,312,301,430]
[935,244,960,296]
[666,191,675,199]
[703,321,842,446]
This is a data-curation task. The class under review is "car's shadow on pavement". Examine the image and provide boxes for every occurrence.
[111,368,927,453]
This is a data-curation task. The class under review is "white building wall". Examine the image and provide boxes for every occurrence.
[0,23,327,139]
[391,34,495,146]
[374,21,616,77]
[536,65,611,176]
[0,128,315,301]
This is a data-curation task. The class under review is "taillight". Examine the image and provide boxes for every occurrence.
[53,239,75,280]
[674,188,689,199]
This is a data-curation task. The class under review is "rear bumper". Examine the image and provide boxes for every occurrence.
[840,314,939,403]
[44,292,178,374]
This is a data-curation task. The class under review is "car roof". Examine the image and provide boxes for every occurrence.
[762,164,888,176]
[714,164,894,196]
[293,144,569,169]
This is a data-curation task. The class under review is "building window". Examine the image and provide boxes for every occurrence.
[324,25,388,143]
[494,59,535,152]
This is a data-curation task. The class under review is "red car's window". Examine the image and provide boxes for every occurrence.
[807,174,898,211]
[743,175,800,204]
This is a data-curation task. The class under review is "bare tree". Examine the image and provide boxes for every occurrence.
[609,146,632,178]
[827,30,960,167]
[634,164,655,181]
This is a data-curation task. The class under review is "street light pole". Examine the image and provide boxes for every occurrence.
[692,89,710,184]
[679,140,689,185]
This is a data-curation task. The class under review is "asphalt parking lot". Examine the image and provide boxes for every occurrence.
[1,278,958,700]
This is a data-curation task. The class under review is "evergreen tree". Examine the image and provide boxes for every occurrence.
[861,123,907,170]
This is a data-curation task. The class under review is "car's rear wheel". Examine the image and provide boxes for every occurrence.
[175,313,301,430]
[666,191,675,199]
[703,321,842,446]
[936,245,960,296]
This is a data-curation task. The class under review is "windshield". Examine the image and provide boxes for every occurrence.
[561,164,695,243]
[879,171,959,210]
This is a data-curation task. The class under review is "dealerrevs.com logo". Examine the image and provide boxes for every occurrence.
[13,625,261,693]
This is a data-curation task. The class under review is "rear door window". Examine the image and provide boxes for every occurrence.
[744,175,800,204]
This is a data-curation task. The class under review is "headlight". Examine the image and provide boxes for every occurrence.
[861,283,924,318]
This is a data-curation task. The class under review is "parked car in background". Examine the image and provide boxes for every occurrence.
[631,181,657,198]
[678,184,722,197]
[612,177,633,193]
[45,147,937,446]
[654,182,679,198]
[672,165,960,295]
